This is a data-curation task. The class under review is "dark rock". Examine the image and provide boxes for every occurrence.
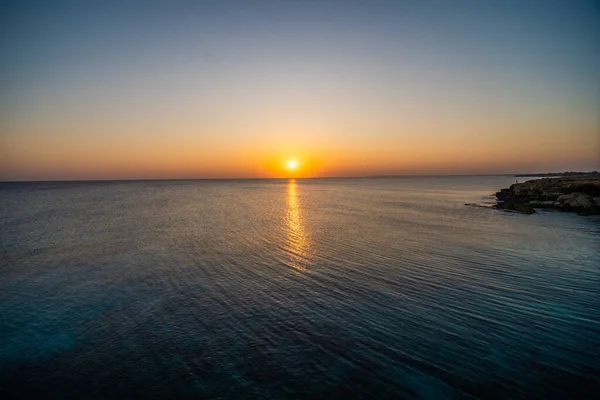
[529,200,555,208]
[499,202,535,214]
[494,176,600,216]
[495,189,510,200]
[542,192,562,201]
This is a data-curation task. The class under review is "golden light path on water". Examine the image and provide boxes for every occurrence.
[286,179,310,273]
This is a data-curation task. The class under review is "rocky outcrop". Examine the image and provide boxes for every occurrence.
[495,176,600,215]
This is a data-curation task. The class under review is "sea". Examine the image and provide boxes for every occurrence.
[1,176,599,399]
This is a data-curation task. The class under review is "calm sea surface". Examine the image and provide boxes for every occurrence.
[1,176,599,399]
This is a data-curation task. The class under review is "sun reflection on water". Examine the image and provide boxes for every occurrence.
[286,179,310,273]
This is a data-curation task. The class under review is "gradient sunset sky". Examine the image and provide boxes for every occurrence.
[1,0,598,180]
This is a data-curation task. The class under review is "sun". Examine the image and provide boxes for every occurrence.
[287,160,298,170]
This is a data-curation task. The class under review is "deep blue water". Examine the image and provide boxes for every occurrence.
[1,176,599,399]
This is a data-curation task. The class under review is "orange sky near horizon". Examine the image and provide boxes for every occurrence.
[2,116,597,180]
[2,95,598,180]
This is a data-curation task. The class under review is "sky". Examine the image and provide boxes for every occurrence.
[1,0,599,180]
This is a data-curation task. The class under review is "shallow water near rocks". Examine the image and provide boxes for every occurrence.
[1,176,599,399]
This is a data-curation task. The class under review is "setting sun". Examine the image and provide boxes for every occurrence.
[287,160,298,170]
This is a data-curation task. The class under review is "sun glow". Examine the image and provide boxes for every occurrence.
[287,160,298,170]
[262,154,321,178]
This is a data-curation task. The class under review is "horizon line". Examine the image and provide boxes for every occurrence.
[1,172,583,184]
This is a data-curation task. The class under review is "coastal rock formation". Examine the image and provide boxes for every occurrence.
[495,175,600,215]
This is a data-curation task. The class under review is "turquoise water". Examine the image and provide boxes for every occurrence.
[1,176,599,398]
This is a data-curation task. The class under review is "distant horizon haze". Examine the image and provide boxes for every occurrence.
[1,171,598,184]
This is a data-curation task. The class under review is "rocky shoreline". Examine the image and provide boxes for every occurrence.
[494,175,600,215]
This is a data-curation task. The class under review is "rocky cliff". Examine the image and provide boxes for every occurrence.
[495,176,600,215]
